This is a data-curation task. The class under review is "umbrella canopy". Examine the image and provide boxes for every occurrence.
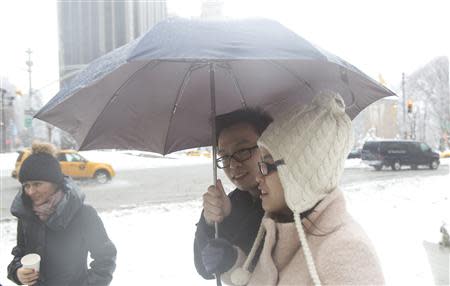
[36,18,395,154]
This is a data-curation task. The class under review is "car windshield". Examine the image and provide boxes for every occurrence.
[420,143,430,152]
[363,142,378,152]
[66,153,84,162]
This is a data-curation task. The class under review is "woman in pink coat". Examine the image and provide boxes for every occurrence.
[201,91,385,285]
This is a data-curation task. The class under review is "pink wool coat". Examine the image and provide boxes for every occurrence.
[224,189,385,286]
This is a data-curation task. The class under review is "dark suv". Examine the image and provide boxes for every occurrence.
[361,140,440,171]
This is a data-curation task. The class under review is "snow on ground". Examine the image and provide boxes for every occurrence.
[344,174,450,285]
[0,150,211,177]
[2,151,448,173]
[0,150,382,177]
[344,158,370,169]
[79,150,211,171]
[1,154,449,285]
[0,153,20,177]
[1,168,449,285]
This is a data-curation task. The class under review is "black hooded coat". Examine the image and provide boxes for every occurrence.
[7,178,116,286]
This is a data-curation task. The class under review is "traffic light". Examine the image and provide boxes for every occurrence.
[407,100,413,113]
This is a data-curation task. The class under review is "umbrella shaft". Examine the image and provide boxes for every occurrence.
[210,62,222,286]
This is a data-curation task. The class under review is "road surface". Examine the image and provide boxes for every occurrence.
[1,162,448,220]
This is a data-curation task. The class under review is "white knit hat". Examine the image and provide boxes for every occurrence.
[258,90,353,214]
[230,91,353,286]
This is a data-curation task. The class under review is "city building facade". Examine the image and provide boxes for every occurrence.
[57,0,167,87]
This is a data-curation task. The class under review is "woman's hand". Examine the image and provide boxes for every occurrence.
[17,267,39,285]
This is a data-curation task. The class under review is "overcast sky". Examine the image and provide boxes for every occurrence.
[0,0,449,102]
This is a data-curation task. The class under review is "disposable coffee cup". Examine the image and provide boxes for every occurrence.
[21,253,41,272]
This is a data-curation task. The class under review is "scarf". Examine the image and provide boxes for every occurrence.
[32,190,64,221]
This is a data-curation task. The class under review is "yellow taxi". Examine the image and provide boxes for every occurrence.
[441,150,450,158]
[186,149,211,158]
[11,149,115,184]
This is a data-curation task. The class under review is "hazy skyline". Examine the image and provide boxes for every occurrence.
[1,0,449,102]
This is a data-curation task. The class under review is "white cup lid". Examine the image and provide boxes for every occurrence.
[21,253,41,265]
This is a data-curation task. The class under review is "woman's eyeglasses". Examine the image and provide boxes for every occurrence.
[258,159,285,176]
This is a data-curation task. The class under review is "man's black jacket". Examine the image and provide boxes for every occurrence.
[194,188,264,279]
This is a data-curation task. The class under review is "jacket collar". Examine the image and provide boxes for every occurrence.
[10,177,85,230]
[300,188,344,232]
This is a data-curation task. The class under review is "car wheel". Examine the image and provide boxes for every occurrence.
[391,161,401,171]
[429,160,439,170]
[94,170,110,184]
[374,165,382,171]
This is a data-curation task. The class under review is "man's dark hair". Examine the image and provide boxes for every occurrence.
[215,108,273,141]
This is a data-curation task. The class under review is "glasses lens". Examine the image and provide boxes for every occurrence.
[216,156,229,169]
[233,149,251,162]
[259,162,268,176]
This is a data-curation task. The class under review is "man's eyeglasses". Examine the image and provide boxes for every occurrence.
[258,159,285,176]
[216,146,258,169]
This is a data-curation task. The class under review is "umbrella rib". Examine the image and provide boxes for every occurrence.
[271,60,372,114]
[79,60,160,149]
[268,60,315,95]
[163,62,205,153]
[221,62,247,108]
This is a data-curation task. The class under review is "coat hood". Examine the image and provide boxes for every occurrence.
[10,177,85,231]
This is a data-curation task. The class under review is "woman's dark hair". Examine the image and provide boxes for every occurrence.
[271,200,341,236]
[301,201,342,237]
[215,108,273,141]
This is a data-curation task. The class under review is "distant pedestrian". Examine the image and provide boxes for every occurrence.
[7,142,117,286]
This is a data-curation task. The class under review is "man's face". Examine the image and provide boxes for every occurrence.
[218,123,260,191]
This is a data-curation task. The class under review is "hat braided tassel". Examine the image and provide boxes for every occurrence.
[294,212,322,286]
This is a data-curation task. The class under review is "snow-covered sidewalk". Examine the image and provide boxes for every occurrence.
[1,168,449,285]
[0,150,211,178]
[0,151,368,179]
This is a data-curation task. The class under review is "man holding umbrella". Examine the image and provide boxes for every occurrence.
[32,17,394,281]
[194,108,272,279]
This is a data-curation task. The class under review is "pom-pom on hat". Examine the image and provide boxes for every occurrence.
[18,141,64,187]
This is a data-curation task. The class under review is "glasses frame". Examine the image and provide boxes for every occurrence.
[258,159,285,176]
[216,145,258,169]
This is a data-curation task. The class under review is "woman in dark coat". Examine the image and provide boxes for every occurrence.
[7,142,117,286]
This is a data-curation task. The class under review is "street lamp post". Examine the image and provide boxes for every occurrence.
[25,49,34,145]
[26,49,33,102]
[0,88,6,153]
[402,73,407,139]
[0,88,16,152]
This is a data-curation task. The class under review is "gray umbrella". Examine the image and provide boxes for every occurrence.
[36,20,394,281]
[36,17,395,155]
